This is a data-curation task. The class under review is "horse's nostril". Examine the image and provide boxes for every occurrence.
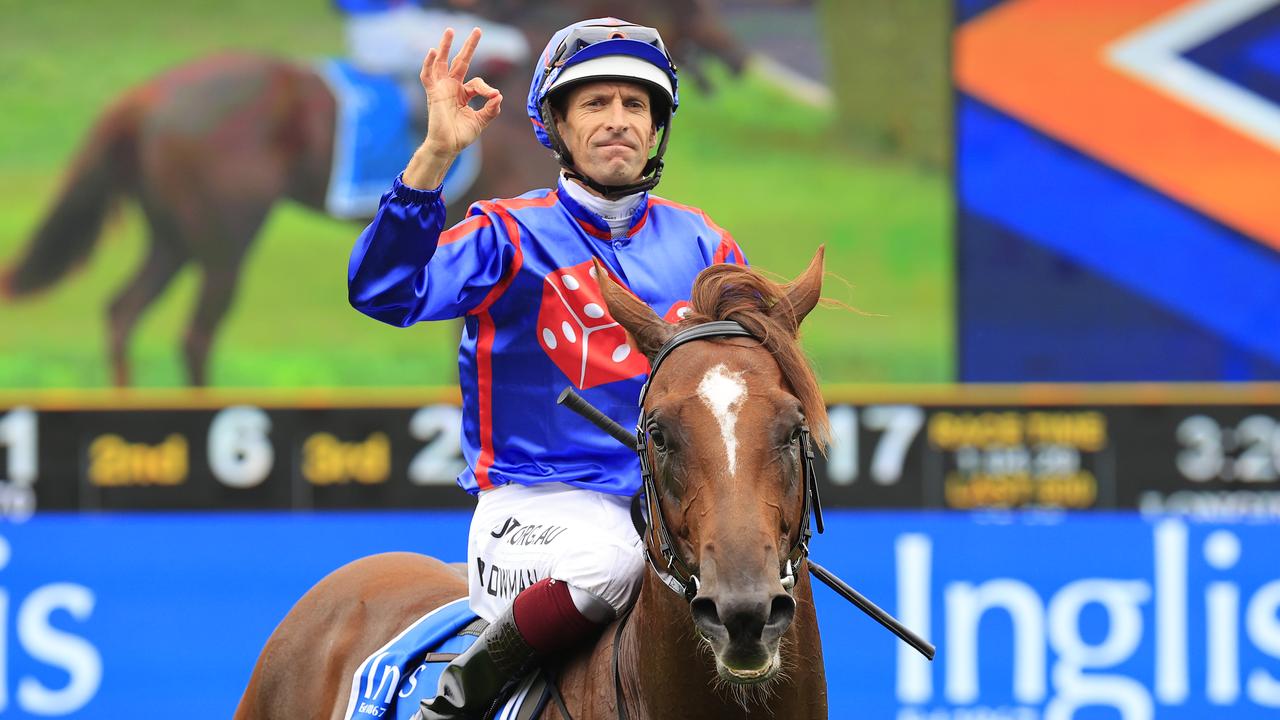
[691,596,722,633]
[768,593,796,628]
[694,593,794,645]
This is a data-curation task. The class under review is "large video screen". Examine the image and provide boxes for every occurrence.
[0,0,952,390]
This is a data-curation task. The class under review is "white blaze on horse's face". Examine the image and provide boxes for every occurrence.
[696,363,747,478]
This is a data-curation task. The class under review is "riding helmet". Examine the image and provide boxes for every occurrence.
[527,18,679,197]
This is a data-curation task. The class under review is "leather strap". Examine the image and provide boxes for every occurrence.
[637,321,756,407]
[612,608,634,720]
[539,667,572,720]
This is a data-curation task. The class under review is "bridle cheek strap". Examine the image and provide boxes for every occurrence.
[636,436,700,600]
[632,320,824,602]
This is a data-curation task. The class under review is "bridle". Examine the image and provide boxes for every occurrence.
[553,319,931,719]
[631,320,825,602]
[598,320,825,720]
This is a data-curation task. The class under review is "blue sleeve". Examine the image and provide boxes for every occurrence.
[347,174,516,326]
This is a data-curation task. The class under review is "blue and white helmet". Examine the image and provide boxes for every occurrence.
[527,18,679,197]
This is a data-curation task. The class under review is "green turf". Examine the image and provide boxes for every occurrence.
[0,0,952,389]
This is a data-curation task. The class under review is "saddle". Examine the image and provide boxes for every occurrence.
[344,598,555,720]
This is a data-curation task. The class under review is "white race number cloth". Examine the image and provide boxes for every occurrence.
[467,482,644,622]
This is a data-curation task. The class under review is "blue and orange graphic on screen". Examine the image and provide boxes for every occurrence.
[955,0,1280,381]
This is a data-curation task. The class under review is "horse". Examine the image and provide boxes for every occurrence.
[0,0,751,388]
[0,50,549,388]
[234,248,831,719]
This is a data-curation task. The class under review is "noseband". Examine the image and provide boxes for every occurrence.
[633,321,825,602]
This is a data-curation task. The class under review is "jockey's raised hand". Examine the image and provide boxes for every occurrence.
[404,27,503,190]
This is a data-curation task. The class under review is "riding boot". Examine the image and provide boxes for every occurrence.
[415,605,536,720]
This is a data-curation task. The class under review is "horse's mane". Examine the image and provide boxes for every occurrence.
[683,264,830,447]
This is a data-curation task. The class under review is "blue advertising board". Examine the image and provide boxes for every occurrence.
[3,511,1278,718]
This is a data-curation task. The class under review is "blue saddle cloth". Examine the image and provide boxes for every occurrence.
[316,59,481,219]
[342,598,544,720]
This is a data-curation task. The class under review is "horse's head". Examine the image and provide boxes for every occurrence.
[598,249,828,687]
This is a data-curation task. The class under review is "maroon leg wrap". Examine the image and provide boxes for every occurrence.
[511,578,601,654]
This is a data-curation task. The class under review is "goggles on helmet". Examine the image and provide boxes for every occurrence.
[548,22,670,68]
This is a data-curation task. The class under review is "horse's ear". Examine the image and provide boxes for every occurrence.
[771,246,825,332]
[594,258,676,359]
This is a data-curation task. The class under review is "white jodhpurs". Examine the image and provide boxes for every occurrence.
[466,482,645,623]
[344,5,530,78]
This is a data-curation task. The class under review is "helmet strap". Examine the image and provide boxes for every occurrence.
[541,97,673,200]
[563,161,663,200]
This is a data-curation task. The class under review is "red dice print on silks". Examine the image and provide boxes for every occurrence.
[537,261,651,390]
[663,301,693,324]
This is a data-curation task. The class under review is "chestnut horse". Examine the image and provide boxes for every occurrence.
[234,249,830,719]
[0,0,749,387]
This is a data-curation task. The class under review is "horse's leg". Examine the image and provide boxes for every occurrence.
[182,203,270,387]
[106,231,186,387]
[183,258,250,388]
[679,45,715,95]
[694,0,748,74]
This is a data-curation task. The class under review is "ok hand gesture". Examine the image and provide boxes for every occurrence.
[420,27,503,158]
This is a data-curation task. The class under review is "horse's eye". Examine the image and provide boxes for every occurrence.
[789,426,804,445]
[649,427,668,453]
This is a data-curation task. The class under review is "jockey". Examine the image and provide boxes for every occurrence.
[348,18,746,719]
[336,0,528,78]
